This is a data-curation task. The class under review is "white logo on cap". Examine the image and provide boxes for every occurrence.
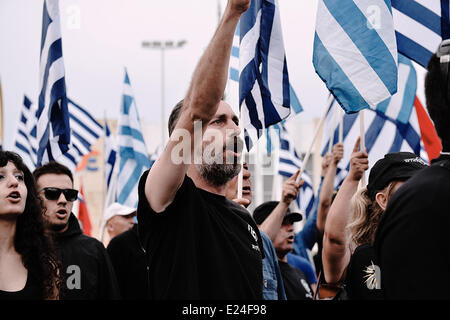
[403,157,427,166]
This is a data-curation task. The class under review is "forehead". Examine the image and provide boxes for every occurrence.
[214,101,237,119]
[37,173,73,189]
[0,161,20,171]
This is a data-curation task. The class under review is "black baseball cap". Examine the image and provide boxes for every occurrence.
[253,201,303,225]
[367,152,427,200]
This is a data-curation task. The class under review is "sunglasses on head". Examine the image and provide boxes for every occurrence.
[40,187,78,202]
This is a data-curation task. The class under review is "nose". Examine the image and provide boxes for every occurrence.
[228,118,241,136]
[57,192,68,204]
[7,174,19,188]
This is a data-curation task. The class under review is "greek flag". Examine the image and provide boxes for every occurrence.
[238,0,291,149]
[116,70,151,208]
[14,96,38,169]
[321,100,427,189]
[278,125,315,218]
[313,0,398,113]
[230,25,302,151]
[392,0,450,67]
[36,0,71,166]
[104,119,117,190]
[14,96,103,172]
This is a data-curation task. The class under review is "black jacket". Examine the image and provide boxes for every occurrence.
[55,213,121,300]
[107,224,149,299]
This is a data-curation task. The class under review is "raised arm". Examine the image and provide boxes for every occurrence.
[145,0,250,213]
[316,143,343,235]
[322,138,368,283]
[260,170,304,241]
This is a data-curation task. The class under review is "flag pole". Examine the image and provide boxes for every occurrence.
[297,95,333,182]
[237,105,245,199]
[100,115,108,239]
[0,78,4,146]
[328,102,337,153]
[359,109,367,188]
[339,108,344,143]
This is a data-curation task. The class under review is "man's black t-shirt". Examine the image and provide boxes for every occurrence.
[345,244,383,300]
[278,261,314,300]
[137,171,264,300]
[374,155,450,299]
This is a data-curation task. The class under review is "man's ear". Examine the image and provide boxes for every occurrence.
[106,221,113,233]
[375,192,388,211]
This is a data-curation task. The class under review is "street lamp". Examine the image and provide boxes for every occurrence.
[141,39,187,146]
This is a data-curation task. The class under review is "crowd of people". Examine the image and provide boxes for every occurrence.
[1,0,450,300]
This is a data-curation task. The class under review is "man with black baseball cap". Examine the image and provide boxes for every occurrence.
[374,40,450,299]
[254,198,314,300]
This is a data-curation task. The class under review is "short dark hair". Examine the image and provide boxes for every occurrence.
[33,161,74,185]
[168,94,228,137]
[425,54,450,149]
[168,99,184,137]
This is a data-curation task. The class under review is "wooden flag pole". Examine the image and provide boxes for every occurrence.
[297,95,334,183]
[339,108,344,143]
[237,106,246,199]
[359,109,367,188]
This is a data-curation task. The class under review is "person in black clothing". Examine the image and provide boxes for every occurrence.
[33,161,120,300]
[253,200,314,300]
[0,151,61,300]
[137,0,264,300]
[322,137,427,300]
[374,40,450,299]
[107,224,148,299]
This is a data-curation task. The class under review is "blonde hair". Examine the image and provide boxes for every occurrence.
[347,181,399,249]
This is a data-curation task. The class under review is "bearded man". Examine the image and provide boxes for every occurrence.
[136,0,264,300]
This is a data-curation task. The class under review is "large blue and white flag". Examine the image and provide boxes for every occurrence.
[238,0,291,149]
[116,70,151,208]
[14,96,103,172]
[321,100,427,189]
[36,0,71,166]
[313,0,398,113]
[278,125,315,218]
[392,0,450,67]
[321,55,427,190]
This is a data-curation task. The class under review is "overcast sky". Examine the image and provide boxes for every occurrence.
[0,0,427,152]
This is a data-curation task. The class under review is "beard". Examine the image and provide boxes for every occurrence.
[196,162,241,187]
[195,134,244,187]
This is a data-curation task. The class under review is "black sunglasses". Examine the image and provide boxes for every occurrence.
[40,187,79,202]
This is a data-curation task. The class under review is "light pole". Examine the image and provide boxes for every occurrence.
[141,39,187,146]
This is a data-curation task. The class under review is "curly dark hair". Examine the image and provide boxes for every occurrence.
[0,151,62,299]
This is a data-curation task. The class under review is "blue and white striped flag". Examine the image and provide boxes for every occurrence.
[392,0,450,67]
[14,96,103,172]
[36,0,71,166]
[278,125,315,218]
[313,0,398,113]
[238,0,291,149]
[320,56,426,188]
[14,96,38,169]
[104,119,117,190]
[116,70,151,208]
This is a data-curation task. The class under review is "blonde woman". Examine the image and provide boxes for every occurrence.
[322,138,427,299]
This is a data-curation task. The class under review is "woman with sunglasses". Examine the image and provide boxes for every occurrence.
[33,161,120,300]
[0,151,61,300]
